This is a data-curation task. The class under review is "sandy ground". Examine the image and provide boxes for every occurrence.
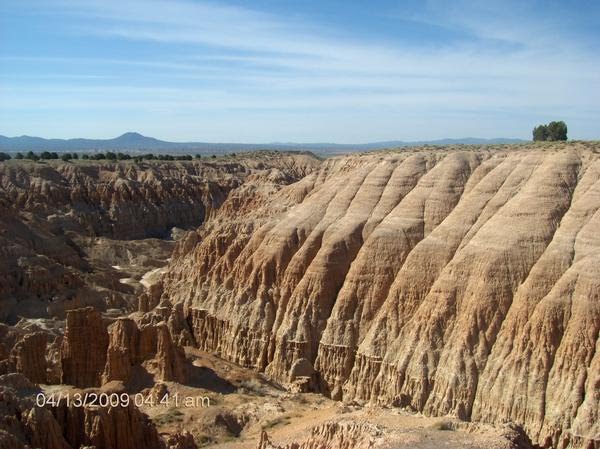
[132,349,527,449]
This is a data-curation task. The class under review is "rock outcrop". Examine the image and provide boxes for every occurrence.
[55,307,188,388]
[61,307,109,388]
[49,398,166,449]
[8,332,48,384]
[0,373,172,449]
[165,431,198,449]
[103,317,187,385]
[161,142,600,448]
[257,421,382,449]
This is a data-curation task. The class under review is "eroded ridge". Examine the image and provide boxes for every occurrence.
[160,143,600,448]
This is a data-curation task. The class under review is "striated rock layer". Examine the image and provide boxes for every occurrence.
[161,142,600,448]
[257,421,383,449]
[61,307,109,388]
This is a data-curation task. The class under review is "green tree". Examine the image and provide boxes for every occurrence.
[0,152,11,161]
[40,151,52,159]
[547,121,568,141]
[61,153,72,161]
[82,154,90,160]
[15,152,24,159]
[72,153,79,159]
[533,125,549,141]
[533,121,568,141]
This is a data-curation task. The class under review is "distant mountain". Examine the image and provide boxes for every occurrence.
[0,132,526,154]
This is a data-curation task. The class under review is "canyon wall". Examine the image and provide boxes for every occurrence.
[161,142,600,448]
[0,153,320,320]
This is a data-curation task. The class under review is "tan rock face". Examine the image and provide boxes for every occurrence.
[61,307,109,388]
[154,323,187,383]
[103,317,187,385]
[57,309,188,387]
[161,142,600,448]
[9,332,47,384]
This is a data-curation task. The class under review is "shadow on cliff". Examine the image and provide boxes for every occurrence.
[125,365,155,393]
[185,363,235,394]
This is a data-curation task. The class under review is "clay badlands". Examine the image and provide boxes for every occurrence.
[0,142,598,449]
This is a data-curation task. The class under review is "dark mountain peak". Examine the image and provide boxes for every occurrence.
[115,132,148,141]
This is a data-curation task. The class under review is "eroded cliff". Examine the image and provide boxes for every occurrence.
[160,142,600,448]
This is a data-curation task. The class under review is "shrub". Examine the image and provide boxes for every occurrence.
[431,420,455,431]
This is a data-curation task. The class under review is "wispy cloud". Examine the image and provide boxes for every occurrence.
[1,0,599,141]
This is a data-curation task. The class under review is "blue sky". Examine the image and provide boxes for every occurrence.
[1,0,599,142]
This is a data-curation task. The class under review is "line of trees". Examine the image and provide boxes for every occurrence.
[0,151,209,162]
[533,121,568,141]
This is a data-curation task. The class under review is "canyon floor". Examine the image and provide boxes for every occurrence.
[0,143,598,449]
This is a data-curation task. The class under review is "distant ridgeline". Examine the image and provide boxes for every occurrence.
[0,132,526,156]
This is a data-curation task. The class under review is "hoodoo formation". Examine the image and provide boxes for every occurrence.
[160,142,600,448]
